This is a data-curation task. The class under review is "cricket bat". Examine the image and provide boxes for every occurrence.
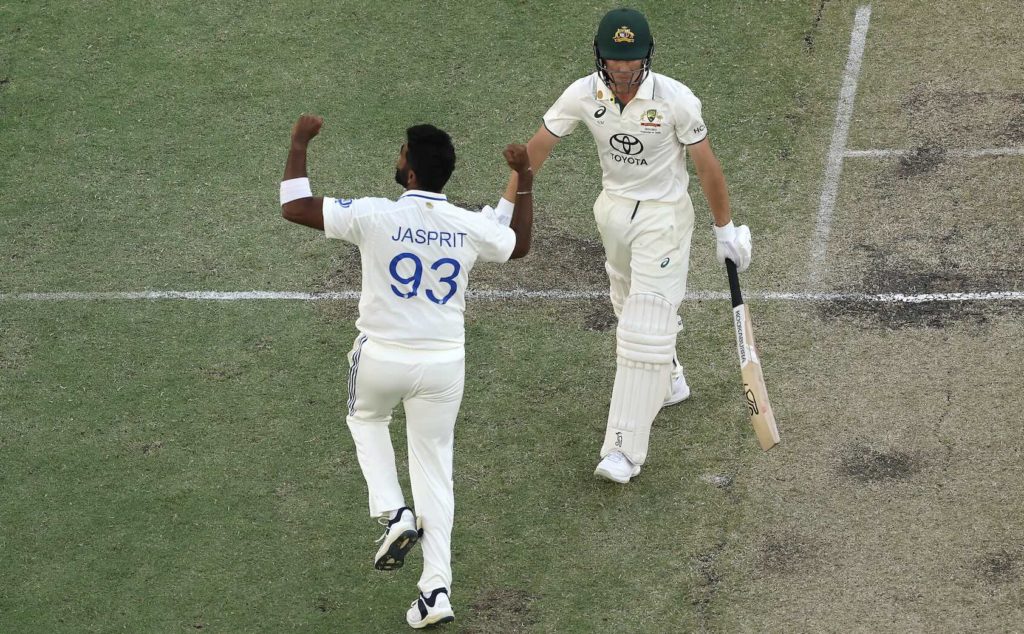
[726,259,780,451]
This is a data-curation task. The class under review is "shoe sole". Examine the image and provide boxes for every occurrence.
[408,613,455,629]
[374,528,419,571]
[594,465,641,484]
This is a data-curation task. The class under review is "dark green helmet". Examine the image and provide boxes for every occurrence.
[594,8,653,60]
[593,8,655,88]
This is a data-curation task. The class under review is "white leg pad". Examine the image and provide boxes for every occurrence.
[602,292,679,464]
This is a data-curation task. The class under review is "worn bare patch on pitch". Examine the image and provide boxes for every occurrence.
[724,302,1024,632]
[479,227,607,292]
[818,155,1024,328]
[583,301,616,332]
[850,0,1024,149]
[756,531,821,576]
[463,587,537,634]
[691,541,727,628]
[821,299,1004,330]
[899,89,1024,147]
[974,548,1023,585]
[894,145,946,178]
[838,444,918,482]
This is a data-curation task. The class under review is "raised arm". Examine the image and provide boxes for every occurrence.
[502,125,560,203]
[281,114,326,231]
[503,144,534,259]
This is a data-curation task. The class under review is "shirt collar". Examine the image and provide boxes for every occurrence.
[399,189,447,201]
[635,72,655,100]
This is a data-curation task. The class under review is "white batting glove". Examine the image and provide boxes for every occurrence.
[714,221,752,272]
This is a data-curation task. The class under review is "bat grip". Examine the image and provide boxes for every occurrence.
[725,259,744,308]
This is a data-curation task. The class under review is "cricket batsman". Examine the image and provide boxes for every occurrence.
[281,115,534,628]
[504,8,753,483]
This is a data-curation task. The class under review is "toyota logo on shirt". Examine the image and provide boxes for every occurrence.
[609,133,644,155]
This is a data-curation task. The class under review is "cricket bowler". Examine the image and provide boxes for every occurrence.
[281,114,534,628]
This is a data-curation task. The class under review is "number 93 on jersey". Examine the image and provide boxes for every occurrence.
[388,252,462,305]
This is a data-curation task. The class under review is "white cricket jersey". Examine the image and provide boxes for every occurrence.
[542,72,708,203]
[323,191,516,351]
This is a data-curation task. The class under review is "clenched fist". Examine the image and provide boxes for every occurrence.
[503,144,531,177]
[291,114,323,145]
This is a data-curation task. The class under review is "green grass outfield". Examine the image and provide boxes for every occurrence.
[3,1,1023,632]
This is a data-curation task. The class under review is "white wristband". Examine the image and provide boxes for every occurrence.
[492,197,514,227]
[280,178,312,205]
[713,220,736,241]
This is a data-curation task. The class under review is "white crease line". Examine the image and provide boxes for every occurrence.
[845,148,1024,158]
[809,4,873,288]
[1,290,1022,303]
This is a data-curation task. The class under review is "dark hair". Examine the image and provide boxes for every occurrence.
[406,124,456,193]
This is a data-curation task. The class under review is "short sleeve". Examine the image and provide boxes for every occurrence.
[474,217,517,263]
[542,84,584,138]
[674,92,708,145]
[323,197,376,243]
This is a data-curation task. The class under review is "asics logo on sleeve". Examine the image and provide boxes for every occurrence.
[594,106,607,118]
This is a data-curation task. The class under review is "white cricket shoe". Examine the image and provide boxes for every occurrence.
[374,507,421,571]
[406,588,455,629]
[594,451,641,483]
[663,372,691,407]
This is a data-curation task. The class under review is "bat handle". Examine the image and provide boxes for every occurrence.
[725,259,743,308]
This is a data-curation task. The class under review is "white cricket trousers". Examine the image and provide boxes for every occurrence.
[594,190,696,463]
[345,334,465,594]
[593,189,696,311]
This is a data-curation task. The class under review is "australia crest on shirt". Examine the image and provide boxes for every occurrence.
[639,108,664,134]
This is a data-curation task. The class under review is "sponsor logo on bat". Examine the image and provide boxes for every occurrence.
[734,306,748,365]
[744,385,760,416]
